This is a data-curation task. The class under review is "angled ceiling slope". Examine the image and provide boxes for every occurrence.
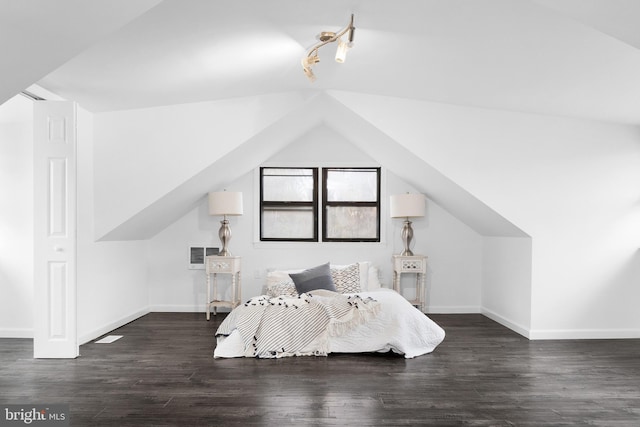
[0,0,161,106]
[30,0,640,124]
[101,92,526,241]
[320,93,527,238]
[98,92,326,241]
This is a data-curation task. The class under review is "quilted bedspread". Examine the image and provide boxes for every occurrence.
[215,290,380,358]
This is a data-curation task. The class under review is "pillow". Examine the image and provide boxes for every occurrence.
[266,280,298,298]
[331,261,369,291]
[266,270,297,287]
[266,261,380,294]
[330,263,361,294]
[367,266,382,290]
[289,262,336,294]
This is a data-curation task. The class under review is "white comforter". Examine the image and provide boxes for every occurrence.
[214,289,445,359]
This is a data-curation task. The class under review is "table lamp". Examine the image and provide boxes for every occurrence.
[208,191,243,256]
[390,193,425,256]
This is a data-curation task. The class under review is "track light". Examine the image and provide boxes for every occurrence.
[335,39,348,63]
[302,65,316,82]
[302,14,355,82]
[301,54,319,82]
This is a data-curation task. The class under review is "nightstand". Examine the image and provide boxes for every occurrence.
[205,256,241,320]
[392,254,427,312]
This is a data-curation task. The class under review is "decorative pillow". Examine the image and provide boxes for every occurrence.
[367,266,382,290]
[289,262,336,294]
[266,280,298,298]
[266,270,296,287]
[332,261,369,291]
[331,263,361,294]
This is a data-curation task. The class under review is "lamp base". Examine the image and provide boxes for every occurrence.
[400,219,414,256]
[218,218,232,257]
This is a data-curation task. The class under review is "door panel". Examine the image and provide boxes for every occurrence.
[33,101,78,358]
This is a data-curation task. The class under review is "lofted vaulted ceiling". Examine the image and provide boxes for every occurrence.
[4,0,640,241]
[3,0,640,125]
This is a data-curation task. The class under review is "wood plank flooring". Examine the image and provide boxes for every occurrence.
[1,313,640,426]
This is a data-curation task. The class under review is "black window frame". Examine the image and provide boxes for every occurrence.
[259,166,381,243]
[322,167,381,243]
[259,167,318,242]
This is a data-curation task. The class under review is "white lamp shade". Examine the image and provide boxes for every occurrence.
[390,193,425,218]
[208,191,243,216]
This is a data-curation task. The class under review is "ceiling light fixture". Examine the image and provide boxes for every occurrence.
[302,14,355,82]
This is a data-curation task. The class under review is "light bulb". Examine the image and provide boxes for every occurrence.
[303,66,316,82]
[335,38,349,63]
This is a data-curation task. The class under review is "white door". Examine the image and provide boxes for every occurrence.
[33,101,78,358]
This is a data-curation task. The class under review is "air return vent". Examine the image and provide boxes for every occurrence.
[188,246,219,269]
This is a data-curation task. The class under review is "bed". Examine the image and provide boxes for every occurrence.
[214,261,445,359]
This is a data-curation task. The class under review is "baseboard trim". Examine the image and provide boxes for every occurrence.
[73,305,640,345]
[479,308,640,340]
[78,308,150,345]
[425,305,481,314]
[149,304,203,312]
[0,328,33,338]
[528,328,640,340]
[149,304,231,313]
[481,308,531,339]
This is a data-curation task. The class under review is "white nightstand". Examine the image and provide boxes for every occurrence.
[392,255,427,312]
[205,256,241,320]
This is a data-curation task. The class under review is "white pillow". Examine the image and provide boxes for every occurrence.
[266,280,298,298]
[266,269,300,297]
[266,270,296,287]
[367,266,382,290]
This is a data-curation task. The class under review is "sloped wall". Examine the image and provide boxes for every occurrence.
[93,92,313,240]
[76,107,150,344]
[146,125,483,312]
[0,96,152,343]
[90,92,535,335]
[332,91,640,338]
[91,89,640,338]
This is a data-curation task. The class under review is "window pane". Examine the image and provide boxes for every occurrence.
[263,168,314,202]
[262,208,315,239]
[326,169,378,202]
[325,206,378,239]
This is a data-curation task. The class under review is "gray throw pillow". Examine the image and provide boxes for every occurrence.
[289,262,336,294]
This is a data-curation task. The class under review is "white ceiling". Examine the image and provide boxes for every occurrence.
[5,0,640,124]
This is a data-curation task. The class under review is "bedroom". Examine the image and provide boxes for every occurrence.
[1,0,640,424]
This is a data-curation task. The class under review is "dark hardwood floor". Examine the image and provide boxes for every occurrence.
[1,313,639,426]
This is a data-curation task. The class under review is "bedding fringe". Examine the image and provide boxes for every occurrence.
[215,290,380,358]
[326,298,380,337]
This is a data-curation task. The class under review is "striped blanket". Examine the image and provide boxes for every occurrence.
[215,289,380,358]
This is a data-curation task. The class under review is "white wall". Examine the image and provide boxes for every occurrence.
[148,126,483,313]
[68,90,640,340]
[333,91,640,338]
[12,86,638,342]
[0,97,151,342]
[76,106,150,344]
[0,95,34,337]
[93,93,309,240]
[482,236,532,336]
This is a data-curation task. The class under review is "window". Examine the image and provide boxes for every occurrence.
[260,168,318,241]
[322,167,380,242]
[260,167,381,242]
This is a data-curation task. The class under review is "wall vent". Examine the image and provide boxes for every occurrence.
[188,246,219,269]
